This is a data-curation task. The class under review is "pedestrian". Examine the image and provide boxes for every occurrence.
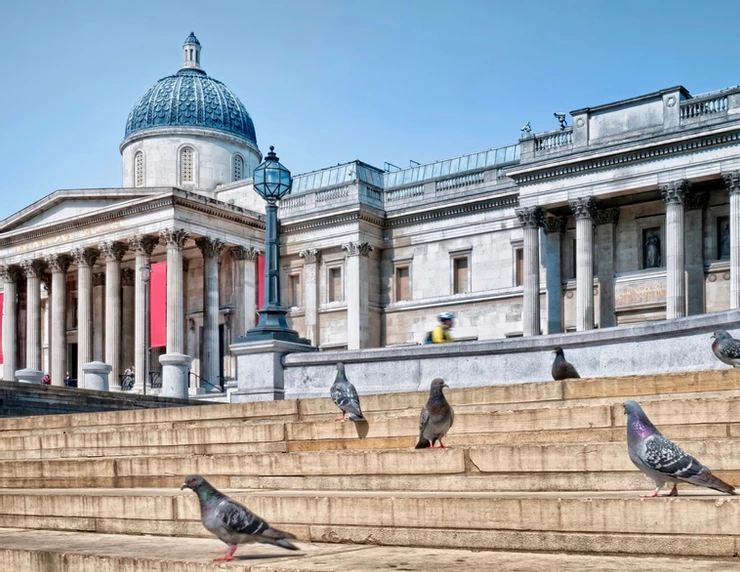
[426,312,455,344]
[42,374,51,385]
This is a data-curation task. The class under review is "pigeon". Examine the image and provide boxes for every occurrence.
[181,474,298,561]
[623,400,736,497]
[415,378,454,449]
[711,330,740,368]
[551,347,580,380]
[330,362,365,422]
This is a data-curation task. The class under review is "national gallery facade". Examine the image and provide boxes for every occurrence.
[1,33,739,392]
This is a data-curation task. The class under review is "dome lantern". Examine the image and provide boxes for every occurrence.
[182,32,202,71]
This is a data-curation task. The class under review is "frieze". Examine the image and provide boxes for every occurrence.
[12,221,122,254]
[615,273,667,310]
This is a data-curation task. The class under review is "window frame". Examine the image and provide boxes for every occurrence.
[393,259,412,302]
[325,260,345,303]
[449,248,472,295]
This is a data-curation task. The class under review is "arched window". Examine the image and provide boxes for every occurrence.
[233,154,244,182]
[134,151,145,187]
[180,147,194,184]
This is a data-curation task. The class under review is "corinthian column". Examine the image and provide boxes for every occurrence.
[196,236,225,388]
[299,249,321,345]
[99,240,127,389]
[71,247,99,386]
[21,259,46,371]
[569,197,596,331]
[724,172,740,309]
[542,216,565,334]
[230,246,259,338]
[129,234,158,392]
[121,268,135,376]
[660,181,689,319]
[515,206,543,336]
[0,264,21,380]
[45,253,73,386]
[160,229,189,354]
[342,241,373,349]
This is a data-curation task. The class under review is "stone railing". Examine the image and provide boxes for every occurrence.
[680,93,729,121]
[280,194,308,211]
[316,185,351,202]
[386,184,425,203]
[436,171,485,192]
[534,128,573,152]
[363,185,383,206]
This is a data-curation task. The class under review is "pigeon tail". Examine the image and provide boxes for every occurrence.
[260,526,299,550]
[685,469,737,495]
[347,412,365,422]
[415,437,431,449]
[274,538,300,550]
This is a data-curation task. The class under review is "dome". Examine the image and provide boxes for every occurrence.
[123,34,257,147]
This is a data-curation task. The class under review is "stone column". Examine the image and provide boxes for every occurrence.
[71,247,99,386]
[299,249,321,345]
[45,253,73,386]
[160,229,190,354]
[92,272,105,361]
[542,216,565,335]
[129,235,158,393]
[684,191,708,316]
[593,207,620,329]
[342,241,373,350]
[0,264,21,381]
[196,237,225,388]
[21,259,46,371]
[569,197,596,331]
[99,241,127,389]
[230,246,259,338]
[723,172,740,309]
[121,268,135,375]
[660,180,689,319]
[515,207,543,336]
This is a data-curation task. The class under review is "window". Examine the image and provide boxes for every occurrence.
[233,154,244,182]
[287,273,302,307]
[180,147,194,183]
[328,267,343,302]
[718,216,730,260]
[452,256,469,294]
[515,248,524,286]
[395,266,410,302]
[134,151,144,187]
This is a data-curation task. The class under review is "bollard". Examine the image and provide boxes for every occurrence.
[159,353,192,399]
[82,361,112,391]
[15,368,43,384]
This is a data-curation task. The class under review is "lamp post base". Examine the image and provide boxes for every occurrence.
[238,306,312,345]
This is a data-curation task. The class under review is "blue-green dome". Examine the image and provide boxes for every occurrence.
[124,68,257,146]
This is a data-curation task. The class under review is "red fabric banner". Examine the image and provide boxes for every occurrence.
[150,262,167,348]
[257,255,265,311]
[0,293,4,364]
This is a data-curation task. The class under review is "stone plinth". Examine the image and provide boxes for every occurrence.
[159,353,192,400]
[230,339,315,402]
[15,368,43,384]
[82,361,112,391]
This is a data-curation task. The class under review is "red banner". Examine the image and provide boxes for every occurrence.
[150,262,167,348]
[257,254,265,311]
[0,293,4,364]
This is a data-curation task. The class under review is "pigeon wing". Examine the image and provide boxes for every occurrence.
[721,338,740,359]
[214,497,270,537]
[564,362,580,379]
[640,433,705,480]
[331,380,364,419]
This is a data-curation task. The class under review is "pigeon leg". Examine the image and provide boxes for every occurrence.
[214,545,237,562]
[666,484,679,496]
[335,412,346,422]
[640,487,662,498]
[438,441,447,449]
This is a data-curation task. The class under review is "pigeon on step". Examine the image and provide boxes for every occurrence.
[330,362,365,422]
[623,400,736,497]
[551,347,580,380]
[181,474,298,561]
[711,330,740,368]
[415,378,454,449]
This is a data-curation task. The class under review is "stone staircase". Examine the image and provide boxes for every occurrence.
[2,368,740,570]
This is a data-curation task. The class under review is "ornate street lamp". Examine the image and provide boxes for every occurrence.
[245,146,310,344]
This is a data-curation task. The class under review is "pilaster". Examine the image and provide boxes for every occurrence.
[342,241,373,349]
[660,180,689,319]
[196,236,225,388]
[542,216,565,334]
[724,172,740,309]
[568,197,596,331]
[299,248,321,345]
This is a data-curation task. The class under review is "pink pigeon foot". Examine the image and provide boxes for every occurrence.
[214,546,237,562]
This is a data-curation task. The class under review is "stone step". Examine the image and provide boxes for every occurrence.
[0,528,737,571]
[0,489,738,557]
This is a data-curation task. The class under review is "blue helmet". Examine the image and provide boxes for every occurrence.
[438,312,455,322]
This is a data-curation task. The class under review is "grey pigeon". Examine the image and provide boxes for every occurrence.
[415,378,454,449]
[711,330,740,368]
[330,362,365,422]
[181,474,298,561]
[551,347,580,380]
[623,400,736,497]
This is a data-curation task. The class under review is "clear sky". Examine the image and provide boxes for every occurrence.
[2,0,740,218]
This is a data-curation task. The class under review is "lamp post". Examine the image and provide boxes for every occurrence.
[140,264,152,395]
[244,146,309,344]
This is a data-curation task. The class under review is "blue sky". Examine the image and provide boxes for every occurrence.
[1,0,740,217]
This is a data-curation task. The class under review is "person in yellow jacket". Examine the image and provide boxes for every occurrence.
[430,312,455,343]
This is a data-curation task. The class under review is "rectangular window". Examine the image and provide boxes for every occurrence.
[452,257,469,294]
[329,267,343,302]
[287,273,302,308]
[395,266,410,302]
[515,248,524,286]
[718,216,730,260]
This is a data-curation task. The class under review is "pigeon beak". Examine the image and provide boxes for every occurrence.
[180,484,188,490]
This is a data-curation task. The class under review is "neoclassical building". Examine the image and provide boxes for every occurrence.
[2,34,740,393]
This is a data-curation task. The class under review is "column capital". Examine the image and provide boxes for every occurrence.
[160,228,190,250]
[20,259,47,279]
[71,247,99,268]
[44,253,73,273]
[342,241,373,257]
[92,272,106,287]
[723,172,740,195]
[99,240,127,262]
[593,207,620,226]
[542,215,566,235]
[195,236,226,258]
[121,267,135,287]
[684,191,709,211]
[569,196,597,220]
[0,264,22,283]
[129,234,159,256]
[659,180,690,205]
[229,245,260,261]
[514,206,544,228]
[299,249,321,264]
